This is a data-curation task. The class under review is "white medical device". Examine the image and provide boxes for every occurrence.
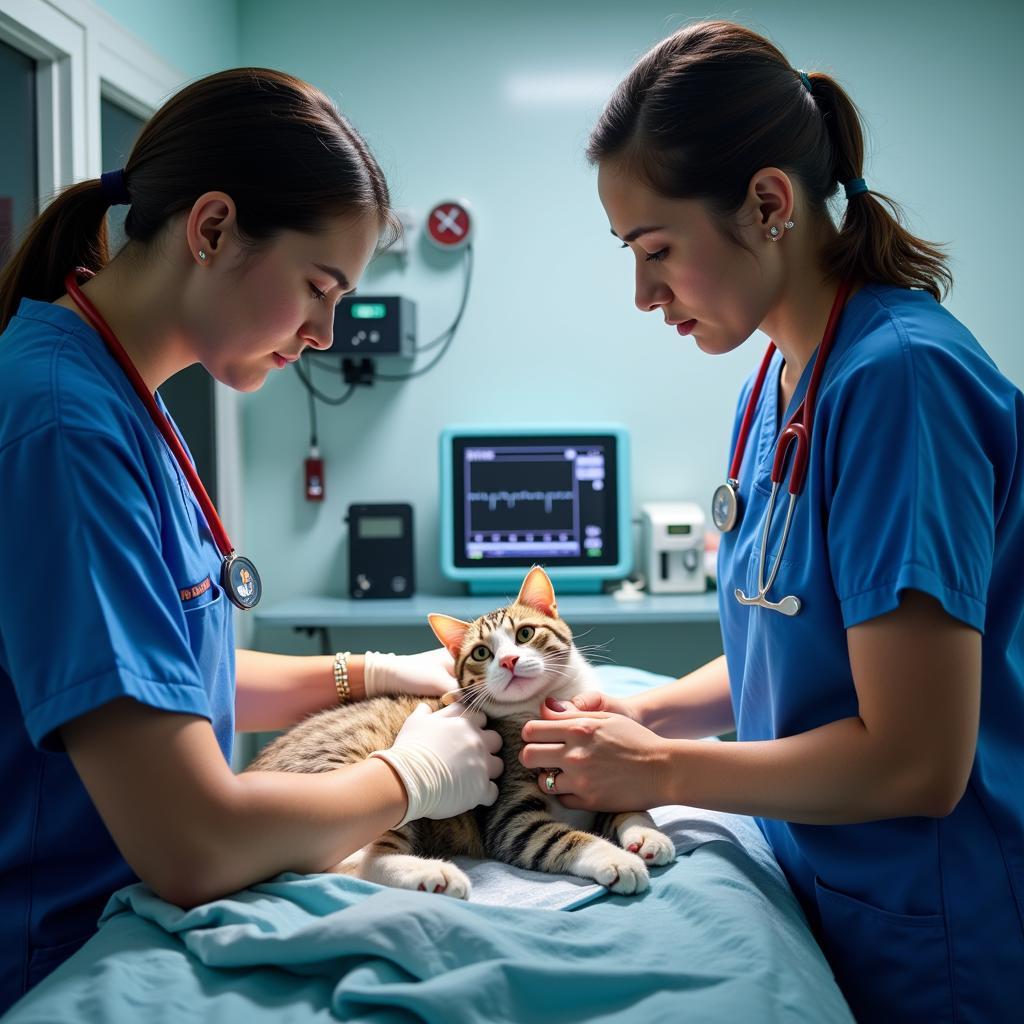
[641,502,706,594]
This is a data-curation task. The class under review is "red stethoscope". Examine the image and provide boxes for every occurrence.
[711,280,852,616]
[64,269,262,610]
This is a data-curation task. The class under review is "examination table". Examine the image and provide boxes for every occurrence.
[4,667,854,1023]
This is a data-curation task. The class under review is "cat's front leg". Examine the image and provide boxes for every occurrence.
[490,812,652,894]
[602,811,676,866]
[331,829,472,899]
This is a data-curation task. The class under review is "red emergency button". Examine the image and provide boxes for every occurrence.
[426,199,473,250]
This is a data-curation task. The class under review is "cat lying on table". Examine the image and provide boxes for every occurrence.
[247,566,675,899]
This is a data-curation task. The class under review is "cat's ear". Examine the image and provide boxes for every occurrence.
[515,565,558,618]
[427,613,472,658]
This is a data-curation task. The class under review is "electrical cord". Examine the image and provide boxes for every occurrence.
[292,357,357,406]
[307,382,318,447]
[293,242,473,416]
[376,244,473,380]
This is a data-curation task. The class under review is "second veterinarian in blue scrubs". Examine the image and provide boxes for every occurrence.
[717,281,1024,1020]
[522,20,1024,1022]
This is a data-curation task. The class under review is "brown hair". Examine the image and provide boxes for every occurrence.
[0,67,400,332]
[587,20,951,300]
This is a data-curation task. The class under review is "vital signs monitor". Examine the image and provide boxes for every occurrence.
[439,425,632,594]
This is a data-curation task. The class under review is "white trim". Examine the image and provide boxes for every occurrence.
[0,0,86,197]
[0,0,184,189]
[59,0,182,173]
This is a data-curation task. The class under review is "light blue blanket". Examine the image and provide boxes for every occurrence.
[5,667,854,1023]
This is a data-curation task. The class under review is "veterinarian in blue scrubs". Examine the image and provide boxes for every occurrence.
[522,22,1024,1022]
[0,68,501,1015]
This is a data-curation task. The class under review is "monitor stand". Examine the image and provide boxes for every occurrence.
[467,579,604,596]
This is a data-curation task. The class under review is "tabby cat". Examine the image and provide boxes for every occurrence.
[247,566,675,898]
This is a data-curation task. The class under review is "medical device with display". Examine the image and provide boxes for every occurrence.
[641,502,707,594]
[326,295,416,357]
[713,280,852,616]
[346,503,415,598]
[440,425,632,594]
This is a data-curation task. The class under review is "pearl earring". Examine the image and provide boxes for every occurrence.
[198,249,208,261]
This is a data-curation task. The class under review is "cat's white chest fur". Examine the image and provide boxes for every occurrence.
[545,797,594,831]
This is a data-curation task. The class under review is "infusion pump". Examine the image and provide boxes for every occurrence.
[641,502,707,594]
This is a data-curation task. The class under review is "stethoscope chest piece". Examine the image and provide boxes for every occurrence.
[712,279,854,617]
[712,480,740,533]
[222,554,262,610]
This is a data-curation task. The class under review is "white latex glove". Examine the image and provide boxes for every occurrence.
[363,648,456,698]
[370,703,503,826]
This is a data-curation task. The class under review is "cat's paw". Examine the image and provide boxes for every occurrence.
[360,852,472,899]
[574,843,650,895]
[619,824,676,867]
[405,860,472,900]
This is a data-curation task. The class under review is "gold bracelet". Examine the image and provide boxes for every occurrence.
[333,651,351,704]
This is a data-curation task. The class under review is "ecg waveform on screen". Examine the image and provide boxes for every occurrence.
[468,489,574,514]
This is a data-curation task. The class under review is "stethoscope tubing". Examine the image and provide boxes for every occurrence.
[64,269,263,610]
[725,280,854,615]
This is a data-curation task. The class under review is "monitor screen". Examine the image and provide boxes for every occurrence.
[450,434,620,568]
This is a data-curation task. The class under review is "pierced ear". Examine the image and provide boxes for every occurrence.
[186,191,235,263]
[427,613,471,658]
[515,565,558,618]
[748,167,793,230]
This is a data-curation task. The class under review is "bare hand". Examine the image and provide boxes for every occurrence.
[520,708,671,811]
[541,690,637,719]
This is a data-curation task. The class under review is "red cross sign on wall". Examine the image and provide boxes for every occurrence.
[426,199,473,250]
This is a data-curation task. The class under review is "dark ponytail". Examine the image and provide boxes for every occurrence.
[587,20,951,301]
[807,73,951,300]
[0,181,112,332]
[0,67,400,332]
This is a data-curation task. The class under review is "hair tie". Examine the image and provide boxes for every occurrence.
[797,69,812,94]
[100,168,131,207]
[844,177,869,199]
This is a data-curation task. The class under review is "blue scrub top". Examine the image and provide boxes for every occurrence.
[0,299,235,1013]
[718,283,1024,1022]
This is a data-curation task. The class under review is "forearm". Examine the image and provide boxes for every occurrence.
[234,650,367,732]
[662,715,951,824]
[628,655,735,739]
[162,756,406,906]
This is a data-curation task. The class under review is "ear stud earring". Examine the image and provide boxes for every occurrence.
[769,226,780,240]
[784,220,795,230]
[198,249,208,261]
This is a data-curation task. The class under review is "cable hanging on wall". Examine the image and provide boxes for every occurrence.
[378,243,473,379]
[290,236,473,501]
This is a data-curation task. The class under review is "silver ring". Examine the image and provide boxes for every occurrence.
[545,770,560,793]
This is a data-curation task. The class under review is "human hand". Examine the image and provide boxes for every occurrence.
[520,710,670,811]
[363,648,456,699]
[541,691,638,720]
[370,702,503,826]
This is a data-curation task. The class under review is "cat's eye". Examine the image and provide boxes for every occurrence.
[471,645,491,662]
[516,626,535,643]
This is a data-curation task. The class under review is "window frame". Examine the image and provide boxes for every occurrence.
[0,0,182,195]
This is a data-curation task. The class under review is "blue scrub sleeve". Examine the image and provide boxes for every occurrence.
[0,422,213,750]
[824,338,992,632]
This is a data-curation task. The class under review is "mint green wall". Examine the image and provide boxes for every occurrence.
[232,0,1024,616]
[92,0,238,76]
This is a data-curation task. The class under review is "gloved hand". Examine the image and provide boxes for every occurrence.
[370,703,503,826]
[363,648,456,699]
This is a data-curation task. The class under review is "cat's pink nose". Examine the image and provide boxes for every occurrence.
[500,655,519,673]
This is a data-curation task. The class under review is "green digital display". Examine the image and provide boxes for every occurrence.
[350,303,387,319]
[667,524,692,535]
